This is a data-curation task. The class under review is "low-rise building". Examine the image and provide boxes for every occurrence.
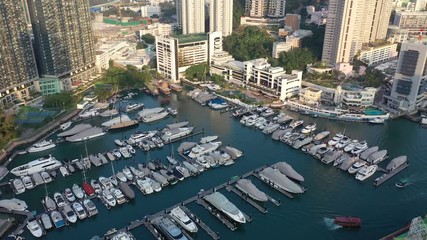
[139,23,173,37]
[388,11,427,42]
[272,30,313,58]
[95,50,110,73]
[38,76,63,96]
[299,87,322,105]
[359,43,399,66]
[240,16,283,26]
[141,6,161,18]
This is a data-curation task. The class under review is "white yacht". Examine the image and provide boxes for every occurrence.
[102,189,117,207]
[204,192,246,223]
[289,120,304,129]
[343,140,359,153]
[351,141,368,155]
[26,218,43,238]
[79,109,99,118]
[141,111,169,123]
[72,202,87,220]
[327,133,344,146]
[27,140,56,153]
[102,115,132,127]
[72,184,85,199]
[301,123,317,134]
[188,142,221,159]
[135,179,153,195]
[99,177,114,189]
[83,199,98,217]
[116,172,127,182]
[169,206,198,233]
[111,188,127,204]
[161,127,194,142]
[90,179,102,194]
[137,107,164,118]
[125,103,144,112]
[348,160,367,174]
[335,137,351,149]
[62,204,77,223]
[53,192,66,208]
[355,165,378,181]
[122,167,134,181]
[60,121,72,131]
[64,188,76,202]
[119,147,131,158]
[65,127,106,142]
[10,155,61,177]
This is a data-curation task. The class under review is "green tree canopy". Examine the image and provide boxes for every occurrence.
[140,34,155,44]
[43,92,76,108]
[277,48,317,73]
[136,42,148,49]
[184,63,209,81]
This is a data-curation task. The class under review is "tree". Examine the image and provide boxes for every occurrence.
[136,42,148,49]
[159,2,176,17]
[43,92,75,108]
[300,23,325,60]
[184,63,210,81]
[277,48,316,73]
[140,34,155,44]
[233,0,245,30]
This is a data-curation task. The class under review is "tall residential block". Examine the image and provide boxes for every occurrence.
[0,0,39,108]
[210,0,233,36]
[27,0,96,88]
[322,0,392,65]
[245,0,286,18]
[384,41,427,112]
[177,0,205,34]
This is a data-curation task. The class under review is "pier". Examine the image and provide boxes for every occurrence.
[226,186,267,214]
[180,205,220,240]
[374,163,409,187]
[166,130,205,144]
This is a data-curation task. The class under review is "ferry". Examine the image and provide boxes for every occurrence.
[27,140,56,153]
[10,155,62,177]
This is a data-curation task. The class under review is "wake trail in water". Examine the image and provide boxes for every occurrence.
[323,218,343,231]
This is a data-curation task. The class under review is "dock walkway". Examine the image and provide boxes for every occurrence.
[181,205,220,240]
[374,163,409,187]
[196,199,237,231]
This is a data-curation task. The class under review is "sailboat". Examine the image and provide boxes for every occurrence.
[42,183,57,211]
[108,86,139,131]
[166,144,178,165]
[82,144,95,196]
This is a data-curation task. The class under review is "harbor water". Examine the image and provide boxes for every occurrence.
[6,90,427,239]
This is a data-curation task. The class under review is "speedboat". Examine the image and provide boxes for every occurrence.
[335,137,351,149]
[355,165,378,181]
[62,204,77,223]
[12,178,25,194]
[83,199,98,217]
[27,140,56,153]
[59,166,70,177]
[204,192,246,223]
[130,166,144,178]
[64,188,76,202]
[351,141,368,155]
[10,155,61,177]
[175,166,190,178]
[125,103,144,112]
[152,216,189,240]
[22,176,34,190]
[72,202,87,220]
[111,188,127,204]
[289,120,304,129]
[41,171,53,183]
[161,127,194,142]
[395,178,411,188]
[116,172,127,182]
[53,192,66,208]
[327,133,344,146]
[27,218,43,238]
[41,213,52,230]
[122,167,134,181]
[344,140,359,152]
[167,107,178,115]
[199,135,219,144]
[119,147,131,159]
[50,210,65,228]
[348,160,366,174]
[169,206,198,233]
[102,189,117,207]
[334,216,361,228]
[196,156,211,169]
[90,179,102,193]
[72,184,85,199]
[60,121,72,131]
[112,149,122,159]
[188,142,221,159]
[135,179,153,195]
[99,176,114,189]
[147,178,162,192]
[79,109,99,118]
[301,123,317,134]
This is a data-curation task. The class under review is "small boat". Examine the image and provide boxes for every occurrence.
[27,140,56,153]
[166,156,178,165]
[395,178,411,188]
[50,210,65,228]
[12,178,25,194]
[116,172,127,182]
[72,202,87,220]
[169,206,198,233]
[301,123,316,134]
[82,182,95,196]
[368,118,385,124]
[122,167,133,181]
[102,189,116,207]
[83,199,98,217]
[334,216,361,228]
[41,213,52,230]
[43,195,57,211]
[112,149,121,159]
[106,152,116,161]
[40,171,53,183]
[62,204,77,223]
[67,163,75,173]
[111,188,127,204]
[60,121,72,131]
[53,192,66,208]
[59,166,69,177]
[90,179,102,193]
[72,184,85,199]
[355,165,378,181]
[125,103,144,112]
[22,176,34,190]
[64,188,76,202]
[26,218,43,238]
[167,107,178,116]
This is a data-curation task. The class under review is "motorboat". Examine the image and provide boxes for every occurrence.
[116,172,127,182]
[204,192,246,223]
[130,130,157,142]
[262,123,280,134]
[273,162,304,182]
[196,156,211,169]
[27,140,56,153]
[327,133,344,146]
[112,149,122,159]
[386,156,408,172]
[125,103,144,112]
[83,199,98,217]
[43,195,57,211]
[98,153,109,165]
[141,111,169,123]
[79,109,98,118]
[62,204,77,223]
[169,206,198,233]
[102,189,117,207]
[12,179,25,194]
[65,127,106,142]
[59,166,70,177]
[167,107,178,116]
[289,120,304,129]
[348,160,367,174]
[161,127,194,143]
[72,202,87,220]
[152,216,189,240]
[182,161,199,175]
[313,131,330,142]
[339,157,359,171]
[100,109,119,117]
[333,154,350,167]
[99,176,114,189]
[368,118,385,124]
[152,171,169,187]
[367,150,387,164]
[22,176,34,190]
[351,141,368,155]
[106,152,116,161]
[64,188,76,202]
[10,155,61,177]
[321,150,343,164]
[147,178,162,192]
[293,137,313,149]
[359,146,379,160]
[301,123,317,134]
[334,216,361,228]
[57,123,92,137]
[308,144,326,155]
[235,179,268,202]
[343,140,359,153]
[223,146,244,159]
[126,145,136,155]
[111,188,127,204]
[395,178,411,188]
[135,179,153,195]
[72,184,85,199]
[110,231,136,240]
[188,142,221,159]
[160,169,179,185]
[355,165,378,181]
[82,158,92,170]
[90,179,102,193]
[199,135,219,144]
[82,182,95,196]
[53,192,66,208]
[119,147,131,159]
[27,218,43,238]
[166,156,178,165]
[118,182,135,200]
[138,107,164,118]
[41,213,52,230]
[335,137,351,149]
[171,168,185,181]
[122,167,134,181]
[51,210,65,228]
[40,172,53,184]
[175,166,190,178]
[0,198,28,211]
[60,121,72,131]
[209,100,229,110]
[67,163,75,174]
[259,167,305,194]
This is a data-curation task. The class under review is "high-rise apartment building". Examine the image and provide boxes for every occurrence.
[177,0,205,34]
[384,41,427,112]
[27,0,96,88]
[0,0,39,108]
[322,0,392,65]
[210,0,233,36]
[245,0,286,18]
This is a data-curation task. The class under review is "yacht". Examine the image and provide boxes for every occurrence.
[321,150,343,164]
[273,162,305,182]
[10,155,61,177]
[167,156,178,165]
[137,107,164,118]
[335,137,351,149]
[50,210,65,228]
[188,142,221,159]
[348,160,367,174]
[301,123,317,134]
[355,165,378,181]
[53,192,66,208]
[119,147,131,158]
[72,202,87,220]
[111,188,127,204]
[182,161,198,175]
[41,213,52,230]
[259,167,305,194]
[116,172,127,182]
[27,140,56,153]
[367,150,387,164]
[72,184,85,199]
[130,166,144,178]
[161,127,194,142]
[293,137,313,149]
[169,206,198,233]
[26,218,43,238]
[313,131,330,142]
[359,146,379,160]
[112,149,122,159]
[57,123,92,137]
[22,176,34,190]
[65,127,106,142]
[12,179,25,194]
[386,156,408,172]
[289,120,304,129]
[147,178,162,192]
[327,133,344,146]
[122,167,134,181]
[0,198,28,211]
[99,176,114,189]
[204,192,246,223]
[64,188,76,202]
[40,171,53,184]
[102,189,117,207]
[351,141,368,155]
[130,130,157,142]
[90,179,102,194]
[60,121,72,131]
[235,179,268,202]
[62,204,77,223]
[175,166,190,178]
[79,109,99,118]
[344,140,359,153]
[339,157,359,171]
[125,103,144,112]
[102,115,132,127]
[141,111,169,123]
[152,216,189,240]
[135,179,153,195]
[83,199,98,217]
[369,118,385,124]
